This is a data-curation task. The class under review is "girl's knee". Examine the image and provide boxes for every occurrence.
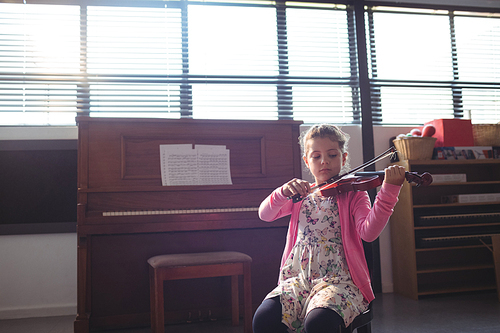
[253,297,287,333]
[303,308,343,333]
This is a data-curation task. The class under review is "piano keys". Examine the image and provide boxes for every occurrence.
[102,207,259,216]
[74,117,303,332]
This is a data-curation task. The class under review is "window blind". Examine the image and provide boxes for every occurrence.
[455,13,500,123]
[188,3,279,120]
[4,1,498,127]
[0,0,358,125]
[368,6,500,125]
[86,5,184,118]
[0,3,81,125]
[286,5,358,124]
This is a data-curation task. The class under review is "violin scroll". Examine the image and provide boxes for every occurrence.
[405,171,433,187]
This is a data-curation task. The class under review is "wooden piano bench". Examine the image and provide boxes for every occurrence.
[147,251,253,333]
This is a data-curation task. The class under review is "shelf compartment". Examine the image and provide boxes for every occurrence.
[414,225,500,249]
[413,203,500,219]
[417,268,496,297]
[416,244,490,252]
[414,211,500,227]
[417,263,494,274]
[418,283,496,297]
[415,223,500,230]
[409,160,500,166]
[414,202,500,209]
[408,159,500,183]
[429,181,500,186]
[416,246,493,272]
[412,183,500,206]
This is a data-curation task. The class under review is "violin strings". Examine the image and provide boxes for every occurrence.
[297,146,398,199]
[334,146,396,183]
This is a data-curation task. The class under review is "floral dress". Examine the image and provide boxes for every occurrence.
[265,192,369,332]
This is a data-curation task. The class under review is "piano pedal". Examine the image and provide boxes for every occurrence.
[208,310,216,322]
[187,311,192,324]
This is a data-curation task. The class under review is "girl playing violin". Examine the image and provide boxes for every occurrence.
[253,124,406,333]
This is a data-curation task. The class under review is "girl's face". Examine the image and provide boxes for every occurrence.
[303,137,347,184]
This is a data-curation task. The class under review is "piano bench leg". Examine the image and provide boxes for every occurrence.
[231,274,239,326]
[150,265,165,333]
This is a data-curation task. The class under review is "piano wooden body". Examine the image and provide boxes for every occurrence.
[74,117,303,332]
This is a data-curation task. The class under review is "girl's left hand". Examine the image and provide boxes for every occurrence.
[384,165,406,186]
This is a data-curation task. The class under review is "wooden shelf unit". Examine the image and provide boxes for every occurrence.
[390,159,500,300]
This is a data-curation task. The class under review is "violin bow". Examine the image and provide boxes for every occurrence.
[289,146,398,201]
[325,146,397,186]
[308,146,397,191]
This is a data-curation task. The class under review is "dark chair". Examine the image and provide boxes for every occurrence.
[340,302,373,333]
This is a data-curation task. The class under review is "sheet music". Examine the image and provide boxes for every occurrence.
[196,145,232,185]
[160,144,232,186]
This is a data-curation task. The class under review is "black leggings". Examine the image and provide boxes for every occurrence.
[253,296,344,333]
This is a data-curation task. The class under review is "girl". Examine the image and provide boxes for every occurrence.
[253,124,405,333]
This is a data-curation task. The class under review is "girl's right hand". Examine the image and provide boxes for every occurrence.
[282,178,311,198]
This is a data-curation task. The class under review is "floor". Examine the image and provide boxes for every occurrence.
[1,292,499,333]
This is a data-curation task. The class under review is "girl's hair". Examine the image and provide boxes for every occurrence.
[299,124,350,172]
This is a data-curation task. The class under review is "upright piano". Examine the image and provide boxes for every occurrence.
[74,117,303,332]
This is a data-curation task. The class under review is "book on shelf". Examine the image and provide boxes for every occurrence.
[433,146,500,160]
[432,173,467,183]
[441,193,500,204]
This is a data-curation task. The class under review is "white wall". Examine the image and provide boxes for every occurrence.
[0,126,78,141]
[0,126,79,320]
[0,233,77,319]
[374,126,415,293]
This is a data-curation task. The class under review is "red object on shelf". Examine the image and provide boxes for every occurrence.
[421,124,436,137]
[425,119,474,147]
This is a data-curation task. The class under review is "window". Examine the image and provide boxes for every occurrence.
[367,6,500,124]
[2,1,500,126]
[455,13,500,122]
[0,0,358,125]
[86,5,183,118]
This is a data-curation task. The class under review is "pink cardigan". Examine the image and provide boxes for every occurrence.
[258,182,401,303]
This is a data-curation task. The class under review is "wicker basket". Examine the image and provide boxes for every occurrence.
[472,124,500,146]
[393,136,437,160]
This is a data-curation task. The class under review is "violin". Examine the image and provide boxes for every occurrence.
[317,171,431,199]
[290,170,432,203]
[289,146,433,203]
